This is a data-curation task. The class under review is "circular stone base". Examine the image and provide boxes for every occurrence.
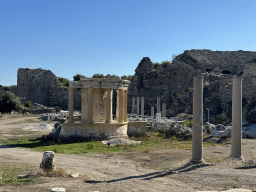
[51,187,66,192]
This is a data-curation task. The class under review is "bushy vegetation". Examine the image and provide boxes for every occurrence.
[121,75,133,80]
[153,60,172,69]
[183,120,193,128]
[0,91,23,113]
[73,74,86,81]
[24,101,32,108]
[56,77,70,87]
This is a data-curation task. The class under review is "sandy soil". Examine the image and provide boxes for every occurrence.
[1,114,256,192]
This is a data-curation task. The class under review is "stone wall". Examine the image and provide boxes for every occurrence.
[0,68,81,110]
[128,50,256,123]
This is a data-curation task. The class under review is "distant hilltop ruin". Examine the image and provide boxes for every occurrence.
[1,49,256,123]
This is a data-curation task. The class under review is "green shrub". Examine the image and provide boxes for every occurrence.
[0,91,23,113]
[183,120,193,128]
[73,74,86,81]
[24,101,32,108]
[57,77,70,87]
[161,60,171,68]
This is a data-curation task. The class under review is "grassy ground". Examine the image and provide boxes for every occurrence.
[0,163,45,186]
[1,131,219,155]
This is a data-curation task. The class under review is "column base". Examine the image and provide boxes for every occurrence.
[190,158,205,164]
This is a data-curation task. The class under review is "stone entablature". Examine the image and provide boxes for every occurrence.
[70,78,130,90]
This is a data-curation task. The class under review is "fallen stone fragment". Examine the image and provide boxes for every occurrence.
[40,151,55,170]
[51,187,66,192]
[102,138,141,146]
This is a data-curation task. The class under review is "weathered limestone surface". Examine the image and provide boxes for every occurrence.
[40,151,55,169]
[191,76,204,163]
[231,76,242,158]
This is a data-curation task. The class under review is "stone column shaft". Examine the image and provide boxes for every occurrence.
[192,76,204,163]
[124,90,128,122]
[132,97,135,114]
[137,97,140,115]
[151,106,154,117]
[105,89,113,123]
[68,88,74,123]
[141,97,144,116]
[81,88,88,123]
[116,90,119,121]
[87,88,94,124]
[231,76,242,158]
[157,97,160,113]
[118,90,124,122]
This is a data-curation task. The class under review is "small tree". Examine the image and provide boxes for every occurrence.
[57,77,70,87]
[24,101,32,108]
[161,60,171,68]
[73,74,85,81]
[153,62,160,69]
[93,73,104,78]
[121,75,128,80]
[0,91,23,112]
[127,75,133,80]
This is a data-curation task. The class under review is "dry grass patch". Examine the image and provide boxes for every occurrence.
[37,167,67,177]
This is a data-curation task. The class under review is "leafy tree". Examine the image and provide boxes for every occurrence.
[57,77,70,87]
[93,73,104,78]
[121,75,128,80]
[24,101,32,108]
[73,74,86,81]
[109,74,120,79]
[161,60,171,68]
[153,62,160,69]
[127,75,133,80]
[0,91,23,112]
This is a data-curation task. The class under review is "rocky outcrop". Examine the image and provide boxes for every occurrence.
[128,49,256,124]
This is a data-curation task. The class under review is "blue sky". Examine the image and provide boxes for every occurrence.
[1,0,256,86]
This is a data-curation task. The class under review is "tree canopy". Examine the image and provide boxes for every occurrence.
[0,91,23,112]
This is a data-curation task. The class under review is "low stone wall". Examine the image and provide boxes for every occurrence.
[127,121,147,137]
[60,122,128,139]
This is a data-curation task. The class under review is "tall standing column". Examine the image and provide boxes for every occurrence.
[68,88,74,123]
[81,88,88,123]
[191,76,204,163]
[157,97,160,113]
[116,90,119,121]
[105,89,113,123]
[87,88,94,124]
[141,97,144,116]
[137,97,140,116]
[132,97,135,114]
[124,90,128,122]
[118,90,124,122]
[151,106,154,117]
[231,76,243,159]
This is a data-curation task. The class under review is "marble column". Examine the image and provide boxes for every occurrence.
[105,89,113,123]
[157,96,160,113]
[151,106,154,117]
[141,97,144,116]
[231,76,243,159]
[132,97,135,114]
[118,90,124,122]
[68,88,74,123]
[137,97,140,116]
[124,90,128,122]
[87,88,94,124]
[191,76,204,163]
[116,90,119,121]
[81,88,88,123]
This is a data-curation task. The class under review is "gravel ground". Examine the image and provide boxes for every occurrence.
[1,115,256,192]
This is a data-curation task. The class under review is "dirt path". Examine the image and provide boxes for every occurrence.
[1,115,256,192]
